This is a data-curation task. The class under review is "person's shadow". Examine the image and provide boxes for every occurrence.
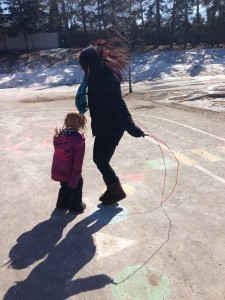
[4,204,123,300]
[4,209,75,270]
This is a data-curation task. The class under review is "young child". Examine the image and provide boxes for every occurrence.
[51,111,87,213]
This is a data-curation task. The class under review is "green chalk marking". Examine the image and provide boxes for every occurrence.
[146,158,177,170]
[112,265,171,300]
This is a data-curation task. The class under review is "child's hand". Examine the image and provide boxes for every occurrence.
[54,126,62,136]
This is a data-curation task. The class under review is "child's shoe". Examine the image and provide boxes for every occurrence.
[69,203,86,214]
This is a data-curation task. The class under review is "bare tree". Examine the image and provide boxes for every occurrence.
[110,9,143,93]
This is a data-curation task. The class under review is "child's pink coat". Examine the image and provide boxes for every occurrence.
[51,129,85,188]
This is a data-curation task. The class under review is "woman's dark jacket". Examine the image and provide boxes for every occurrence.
[87,70,144,138]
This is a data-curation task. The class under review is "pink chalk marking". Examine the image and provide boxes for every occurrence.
[3,133,15,142]
[3,144,30,158]
[2,133,53,157]
[39,137,52,150]
[2,136,32,158]
[122,173,144,182]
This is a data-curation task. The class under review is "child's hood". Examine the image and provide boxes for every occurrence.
[53,131,85,150]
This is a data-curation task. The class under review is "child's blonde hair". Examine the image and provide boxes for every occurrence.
[64,111,87,131]
[55,111,87,136]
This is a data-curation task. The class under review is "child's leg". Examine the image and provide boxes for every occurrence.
[56,182,70,209]
[68,177,86,213]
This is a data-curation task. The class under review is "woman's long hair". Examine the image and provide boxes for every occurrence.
[79,39,129,82]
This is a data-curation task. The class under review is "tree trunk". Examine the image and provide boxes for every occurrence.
[49,0,60,31]
[97,0,102,36]
[184,0,188,47]
[211,0,216,46]
[195,0,200,44]
[170,0,176,48]
[156,0,161,47]
[196,0,200,24]
[61,0,69,30]
[81,0,88,42]
[23,33,30,51]
[2,32,7,51]
[139,0,145,30]
[110,0,116,26]
[128,53,133,93]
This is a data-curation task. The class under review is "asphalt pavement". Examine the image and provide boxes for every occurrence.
[1,85,225,300]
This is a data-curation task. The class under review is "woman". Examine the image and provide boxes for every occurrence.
[77,39,146,205]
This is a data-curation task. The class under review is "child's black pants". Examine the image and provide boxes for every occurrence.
[56,177,83,212]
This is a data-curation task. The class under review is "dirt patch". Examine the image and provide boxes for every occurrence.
[135,105,156,110]
[21,95,74,103]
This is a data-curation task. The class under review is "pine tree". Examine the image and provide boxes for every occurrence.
[0,1,4,25]
[68,0,93,42]
[203,0,225,45]
[3,0,47,49]
[95,0,107,35]
[146,0,166,46]
[49,0,62,31]
[4,0,47,32]
[60,0,69,30]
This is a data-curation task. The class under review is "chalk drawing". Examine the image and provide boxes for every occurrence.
[39,137,52,150]
[101,184,135,198]
[122,173,144,182]
[146,158,177,170]
[112,265,171,300]
[192,149,222,162]
[95,232,136,259]
[2,132,53,157]
[2,136,32,158]
[122,184,136,196]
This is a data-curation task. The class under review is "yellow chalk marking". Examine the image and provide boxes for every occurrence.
[102,184,135,196]
[122,184,136,196]
[192,149,222,162]
[174,153,196,166]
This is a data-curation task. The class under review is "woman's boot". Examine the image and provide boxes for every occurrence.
[99,176,110,201]
[101,178,126,205]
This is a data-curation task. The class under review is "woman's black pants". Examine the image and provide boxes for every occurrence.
[93,134,123,185]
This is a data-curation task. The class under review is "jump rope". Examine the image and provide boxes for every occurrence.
[77,75,180,283]
[113,118,180,284]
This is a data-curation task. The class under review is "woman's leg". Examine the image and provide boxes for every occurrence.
[93,135,123,184]
[93,135,126,204]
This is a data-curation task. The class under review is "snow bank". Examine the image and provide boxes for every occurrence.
[0,48,225,88]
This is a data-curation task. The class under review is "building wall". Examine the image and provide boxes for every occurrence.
[0,32,59,51]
